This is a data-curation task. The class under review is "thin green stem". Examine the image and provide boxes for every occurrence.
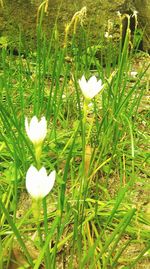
[34,143,42,169]
[42,197,51,268]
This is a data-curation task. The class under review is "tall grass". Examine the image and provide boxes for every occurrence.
[0,6,150,269]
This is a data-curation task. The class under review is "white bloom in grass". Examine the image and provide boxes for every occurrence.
[116,11,121,17]
[26,165,56,199]
[132,10,138,17]
[104,32,112,39]
[25,116,47,145]
[78,75,104,100]
[130,71,138,78]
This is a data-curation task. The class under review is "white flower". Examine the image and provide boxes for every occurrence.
[104,32,112,39]
[132,10,138,17]
[78,75,104,100]
[25,116,47,145]
[26,165,56,199]
[116,11,121,17]
[130,71,138,78]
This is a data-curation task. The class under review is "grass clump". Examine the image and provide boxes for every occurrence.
[0,6,150,269]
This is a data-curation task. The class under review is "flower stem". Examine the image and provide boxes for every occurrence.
[35,143,42,169]
[81,98,89,191]
[43,197,51,268]
[32,199,43,247]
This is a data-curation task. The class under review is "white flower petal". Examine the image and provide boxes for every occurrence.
[78,76,88,94]
[26,165,37,181]
[94,79,103,94]
[88,75,97,86]
[39,117,47,141]
[26,165,39,198]
[38,166,47,178]
[39,170,56,198]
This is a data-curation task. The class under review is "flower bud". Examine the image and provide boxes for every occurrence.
[78,75,104,100]
[26,165,56,199]
[25,116,47,145]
